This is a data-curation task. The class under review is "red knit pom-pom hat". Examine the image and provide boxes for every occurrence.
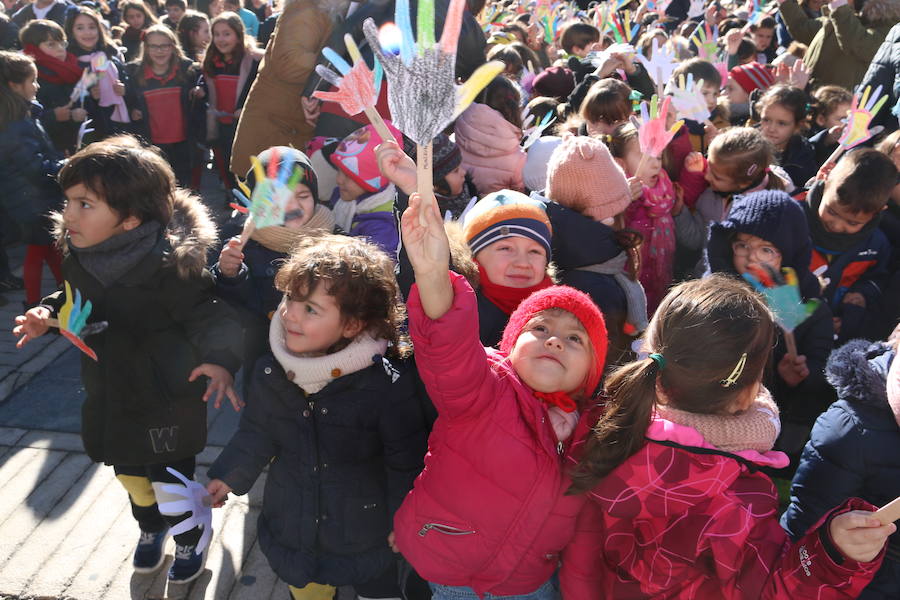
[500,285,608,397]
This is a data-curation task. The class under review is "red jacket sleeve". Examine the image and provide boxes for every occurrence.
[407,270,503,421]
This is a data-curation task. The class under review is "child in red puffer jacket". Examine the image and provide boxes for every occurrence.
[398,188,609,600]
[561,275,893,599]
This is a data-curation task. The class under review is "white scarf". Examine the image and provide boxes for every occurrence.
[269,303,389,394]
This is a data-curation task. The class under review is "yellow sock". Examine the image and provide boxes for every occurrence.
[288,582,336,600]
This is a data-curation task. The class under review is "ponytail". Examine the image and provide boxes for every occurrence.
[567,358,660,495]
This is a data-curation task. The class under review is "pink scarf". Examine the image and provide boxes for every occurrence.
[79,52,129,123]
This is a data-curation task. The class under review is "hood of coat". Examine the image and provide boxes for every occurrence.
[826,339,894,408]
[859,0,900,23]
[455,103,524,159]
[53,189,218,280]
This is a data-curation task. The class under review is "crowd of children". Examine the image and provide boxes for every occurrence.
[5,0,900,597]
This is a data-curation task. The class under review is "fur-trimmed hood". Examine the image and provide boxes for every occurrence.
[825,339,894,408]
[859,0,900,24]
[53,189,218,280]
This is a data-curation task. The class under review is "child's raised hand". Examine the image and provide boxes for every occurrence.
[627,176,643,201]
[829,510,895,563]
[13,306,51,348]
[375,140,417,196]
[725,29,743,54]
[206,478,232,508]
[684,151,706,173]
[189,363,244,412]
[54,105,72,121]
[777,353,809,387]
[401,192,452,319]
[218,237,245,279]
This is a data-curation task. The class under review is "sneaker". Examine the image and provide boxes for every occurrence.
[0,275,24,292]
[168,543,205,584]
[133,528,169,573]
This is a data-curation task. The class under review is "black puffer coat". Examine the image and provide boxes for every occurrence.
[860,22,900,134]
[42,193,242,465]
[208,352,428,588]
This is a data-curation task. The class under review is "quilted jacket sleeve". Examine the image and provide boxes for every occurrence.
[781,404,866,542]
[407,271,501,422]
[859,24,899,132]
[779,0,824,45]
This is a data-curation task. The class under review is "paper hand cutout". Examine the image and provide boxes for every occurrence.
[668,73,711,122]
[159,468,213,554]
[76,119,94,149]
[314,36,383,117]
[363,0,503,146]
[837,85,888,149]
[637,95,683,157]
[691,22,718,61]
[637,38,678,88]
[56,281,105,361]
[523,111,556,149]
[246,149,301,231]
[70,70,98,104]
[742,265,819,333]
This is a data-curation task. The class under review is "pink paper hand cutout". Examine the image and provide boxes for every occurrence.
[638,95,683,157]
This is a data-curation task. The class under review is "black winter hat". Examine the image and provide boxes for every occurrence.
[707,189,820,299]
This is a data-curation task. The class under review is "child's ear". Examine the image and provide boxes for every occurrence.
[341,317,365,339]
[816,114,826,128]
[121,215,142,231]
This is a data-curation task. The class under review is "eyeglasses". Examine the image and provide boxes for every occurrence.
[42,41,68,50]
[731,240,781,265]
[147,43,174,51]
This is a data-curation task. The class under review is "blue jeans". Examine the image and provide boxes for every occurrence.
[428,580,557,600]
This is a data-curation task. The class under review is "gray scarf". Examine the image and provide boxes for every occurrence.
[68,221,162,287]
[575,252,649,333]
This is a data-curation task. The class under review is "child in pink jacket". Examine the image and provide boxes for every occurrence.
[397,188,609,600]
[454,77,526,195]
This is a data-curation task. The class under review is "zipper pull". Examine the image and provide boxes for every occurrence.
[418,524,433,537]
[557,441,564,455]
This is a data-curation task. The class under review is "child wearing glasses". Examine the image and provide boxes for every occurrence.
[124,24,204,187]
[705,190,833,470]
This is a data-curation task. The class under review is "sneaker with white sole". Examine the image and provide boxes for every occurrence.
[168,543,205,583]
[133,528,169,573]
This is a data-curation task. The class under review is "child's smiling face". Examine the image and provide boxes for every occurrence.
[71,14,100,51]
[63,183,141,248]
[38,38,67,62]
[212,21,238,56]
[509,309,592,395]
[280,282,362,356]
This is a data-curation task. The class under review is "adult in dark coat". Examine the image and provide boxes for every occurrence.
[859,22,900,134]
[41,193,242,466]
[11,0,71,27]
[782,340,900,599]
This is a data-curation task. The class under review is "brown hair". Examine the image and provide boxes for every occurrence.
[273,234,410,356]
[135,24,187,84]
[755,84,808,127]
[560,22,600,53]
[58,135,176,226]
[567,275,775,495]
[487,44,524,76]
[810,85,852,125]
[672,57,722,90]
[580,78,633,126]
[828,148,898,214]
[604,121,638,159]
[203,11,249,74]
[120,0,159,29]
[65,6,117,56]
[0,51,35,130]
[476,75,523,129]
[176,10,209,61]
[19,18,66,47]
[708,127,784,191]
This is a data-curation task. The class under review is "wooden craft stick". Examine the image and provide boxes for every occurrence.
[363,106,398,145]
[416,141,435,226]
[783,328,798,358]
[237,217,256,252]
[875,495,900,526]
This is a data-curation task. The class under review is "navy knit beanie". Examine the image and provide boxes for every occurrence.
[707,190,820,298]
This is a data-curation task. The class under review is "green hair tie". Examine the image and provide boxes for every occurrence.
[649,353,666,370]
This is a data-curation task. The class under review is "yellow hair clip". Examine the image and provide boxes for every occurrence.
[720,353,747,388]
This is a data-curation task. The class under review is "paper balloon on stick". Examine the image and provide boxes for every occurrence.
[47,281,107,361]
[743,265,819,357]
[822,85,888,168]
[313,35,396,145]
[363,0,503,223]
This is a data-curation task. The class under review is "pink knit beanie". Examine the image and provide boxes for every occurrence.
[545,134,631,222]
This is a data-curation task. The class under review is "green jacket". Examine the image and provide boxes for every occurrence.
[780,0,900,91]
[43,192,242,466]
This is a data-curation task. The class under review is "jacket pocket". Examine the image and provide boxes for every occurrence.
[417,522,477,537]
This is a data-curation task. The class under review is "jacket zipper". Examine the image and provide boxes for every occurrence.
[418,523,476,537]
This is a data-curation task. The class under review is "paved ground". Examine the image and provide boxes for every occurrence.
[0,178,317,600]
